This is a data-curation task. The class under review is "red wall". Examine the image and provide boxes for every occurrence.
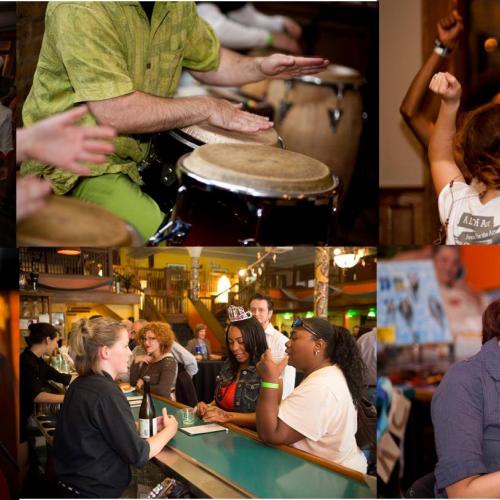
[461,247,500,291]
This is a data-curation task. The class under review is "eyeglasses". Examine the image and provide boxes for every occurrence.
[291,319,320,338]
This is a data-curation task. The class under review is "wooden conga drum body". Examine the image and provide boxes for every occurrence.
[267,64,364,194]
[161,143,339,246]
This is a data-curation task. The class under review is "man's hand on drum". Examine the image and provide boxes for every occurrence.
[259,53,329,80]
[207,97,273,133]
[17,104,116,174]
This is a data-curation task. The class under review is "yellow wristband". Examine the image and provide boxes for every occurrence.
[261,381,279,389]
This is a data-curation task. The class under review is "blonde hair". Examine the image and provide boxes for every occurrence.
[70,317,125,376]
[138,321,175,355]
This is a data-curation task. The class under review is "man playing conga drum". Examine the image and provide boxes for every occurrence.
[21,2,328,241]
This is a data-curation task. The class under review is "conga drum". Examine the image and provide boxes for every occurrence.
[139,122,282,215]
[152,143,339,246]
[266,64,365,194]
[17,196,139,246]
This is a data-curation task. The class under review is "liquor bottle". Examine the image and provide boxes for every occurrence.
[195,345,201,357]
[139,376,157,438]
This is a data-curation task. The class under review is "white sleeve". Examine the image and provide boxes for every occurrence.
[278,382,335,441]
[171,342,198,377]
[438,181,471,224]
[228,3,286,32]
[197,3,269,50]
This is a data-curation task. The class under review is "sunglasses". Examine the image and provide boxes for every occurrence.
[291,319,320,338]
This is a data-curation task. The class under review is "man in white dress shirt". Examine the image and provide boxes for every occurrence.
[249,294,296,399]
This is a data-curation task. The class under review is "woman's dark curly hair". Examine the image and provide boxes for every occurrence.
[482,298,500,344]
[302,318,366,406]
[225,317,268,374]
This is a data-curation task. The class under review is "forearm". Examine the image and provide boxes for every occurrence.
[226,411,256,429]
[400,52,448,147]
[429,100,459,164]
[88,92,213,134]
[147,426,176,458]
[256,381,282,442]
[447,471,500,499]
[33,392,64,404]
[191,48,263,86]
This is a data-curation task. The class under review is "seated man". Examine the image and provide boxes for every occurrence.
[21,2,328,241]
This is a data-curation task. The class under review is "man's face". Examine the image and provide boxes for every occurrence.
[250,299,272,328]
[433,247,461,287]
[131,321,144,340]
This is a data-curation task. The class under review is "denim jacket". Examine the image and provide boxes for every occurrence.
[215,361,261,413]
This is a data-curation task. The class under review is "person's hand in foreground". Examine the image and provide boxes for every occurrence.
[17,105,116,174]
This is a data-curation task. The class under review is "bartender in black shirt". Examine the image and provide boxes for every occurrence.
[54,317,178,498]
[20,323,72,483]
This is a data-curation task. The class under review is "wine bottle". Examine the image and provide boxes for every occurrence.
[139,376,157,438]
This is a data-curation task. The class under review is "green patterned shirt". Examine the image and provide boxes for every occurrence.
[21,1,220,194]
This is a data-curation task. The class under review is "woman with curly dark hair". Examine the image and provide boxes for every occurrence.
[255,317,367,473]
[196,307,268,428]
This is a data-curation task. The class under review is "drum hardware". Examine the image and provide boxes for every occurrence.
[238,238,258,246]
[278,79,294,122]
[138,138,179,215]
[329,84,344,132]
[149,216,191,246]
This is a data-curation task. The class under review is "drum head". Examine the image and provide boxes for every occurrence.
[179,121,279,147]
[179,143,338,197]
[17,196,132,246]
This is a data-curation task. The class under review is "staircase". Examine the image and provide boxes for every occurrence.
[189,298,226,345]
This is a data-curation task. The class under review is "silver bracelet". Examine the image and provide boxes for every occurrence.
[434,39,452,57]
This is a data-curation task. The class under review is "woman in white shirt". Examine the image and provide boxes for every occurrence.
[255,318,367,473]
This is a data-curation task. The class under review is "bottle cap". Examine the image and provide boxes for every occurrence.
[143,375,150,382]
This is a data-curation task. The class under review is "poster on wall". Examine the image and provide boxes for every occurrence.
[377,260,452,345]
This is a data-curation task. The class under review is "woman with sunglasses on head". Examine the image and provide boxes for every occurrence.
[53,317,178,498]
[256,317,367,473]
[196,306,268,428]
[431,299,500,498]
[130,322,178,399]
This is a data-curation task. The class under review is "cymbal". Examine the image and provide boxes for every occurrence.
[17,196,133,246]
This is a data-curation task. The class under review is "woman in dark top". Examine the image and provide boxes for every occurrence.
[431,299,500,498]
[130,321,177,399]
[20,323,71,443]
[196,308,268,428]
[53,317,178,498]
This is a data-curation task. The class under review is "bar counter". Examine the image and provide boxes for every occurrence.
[130,392,375,499]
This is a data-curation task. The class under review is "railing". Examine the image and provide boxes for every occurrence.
[113,266,190,315]
[19,248,112,276]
